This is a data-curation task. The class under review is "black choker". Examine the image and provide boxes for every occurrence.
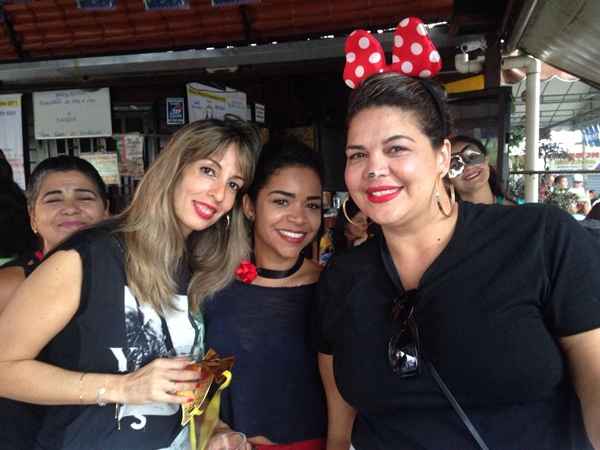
[254,254,305,279]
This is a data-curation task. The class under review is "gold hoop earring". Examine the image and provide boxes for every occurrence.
[435,177,455,218]
[342,198,358,225]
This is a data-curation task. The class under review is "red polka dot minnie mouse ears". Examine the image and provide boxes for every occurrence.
[343,17,442,89]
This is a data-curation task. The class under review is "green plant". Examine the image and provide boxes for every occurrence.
[507,126,525,151]
[543,188,578,213]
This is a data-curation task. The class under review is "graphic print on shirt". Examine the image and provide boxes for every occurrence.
[114,286,198,432]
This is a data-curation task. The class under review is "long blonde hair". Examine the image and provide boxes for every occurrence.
[117,117,259,313]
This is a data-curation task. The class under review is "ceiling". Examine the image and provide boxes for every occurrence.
[0,0,456,62]
[515,0,600,88]
[5,0,598,135]
[511,77,600,134]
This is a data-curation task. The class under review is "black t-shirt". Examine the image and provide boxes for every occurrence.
[314,202,600,450]
[21,224,202,450]
[204,280,326,443]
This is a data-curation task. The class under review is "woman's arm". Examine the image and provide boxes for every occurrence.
[0,266,25,315]
[0,250,200,406]
[561,328,600,449]
[319,353,356,450]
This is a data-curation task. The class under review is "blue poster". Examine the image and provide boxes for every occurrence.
[166,98,185,125]
[77,0,117,9]
[144,0,189,9]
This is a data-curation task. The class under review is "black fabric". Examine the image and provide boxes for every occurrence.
[0,253,43,450]
[313,201,600,450]
[0,179,36,259]
[580,218,600,244]
[2,223,202,450]
[204,280,326,444]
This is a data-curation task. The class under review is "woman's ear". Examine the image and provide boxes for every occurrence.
[242,194,255,222]
[438,138,452,176]
[29,209,38,234]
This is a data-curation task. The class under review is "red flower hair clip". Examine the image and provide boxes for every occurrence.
[343,17,442,89]
[235,259,257,284]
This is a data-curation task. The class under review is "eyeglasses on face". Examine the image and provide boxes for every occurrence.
[388,289,420,377]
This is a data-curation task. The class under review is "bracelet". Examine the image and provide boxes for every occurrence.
[78,373,86,405]
[96,377,108,407]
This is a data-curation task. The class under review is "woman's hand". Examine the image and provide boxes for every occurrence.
[115,357,201,405]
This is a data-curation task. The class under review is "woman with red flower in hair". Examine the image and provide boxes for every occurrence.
[203,137,326,450]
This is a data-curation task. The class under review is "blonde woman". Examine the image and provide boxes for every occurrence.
[0,117,259,450]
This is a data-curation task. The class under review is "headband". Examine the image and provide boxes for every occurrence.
[343,17,442,89]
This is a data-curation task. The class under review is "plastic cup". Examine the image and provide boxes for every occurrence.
[207,431,247,450]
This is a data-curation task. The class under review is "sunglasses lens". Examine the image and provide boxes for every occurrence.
[388,324,419,377]
[449,156,465,179]
[461,146,485,165]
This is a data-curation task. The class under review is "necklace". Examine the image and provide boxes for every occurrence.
[253,254,304,279]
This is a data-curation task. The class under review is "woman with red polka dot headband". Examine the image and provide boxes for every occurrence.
[313,16,600,450]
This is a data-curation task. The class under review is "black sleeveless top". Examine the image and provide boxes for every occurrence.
[13,224,202,450]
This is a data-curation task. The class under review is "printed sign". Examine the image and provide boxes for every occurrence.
[34,88,112,140]
[224,88,248,121]
[80,152,121,186]
[212,0,260,6]
[166,98,185,125]
[0,94,25,189]
[115,133,145,179]
[186,83,248,123]
[254,103,265,124]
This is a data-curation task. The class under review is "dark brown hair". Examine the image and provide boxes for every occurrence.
[347,73,452,148]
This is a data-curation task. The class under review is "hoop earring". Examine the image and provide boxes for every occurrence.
[342,198,358,225]
[435,176,455,218]
[224,214,231,229]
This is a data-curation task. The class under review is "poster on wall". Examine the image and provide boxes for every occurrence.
[80,152,121,186]
[187,83,227,122]
[254,103,265,124]
[115,133,145,179]
[225,88,248,120]
[186,83,248,123]
[34,88,112,140]
[166,98,185,125]
[0,94,25,189]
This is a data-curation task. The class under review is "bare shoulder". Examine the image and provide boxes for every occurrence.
[299,259,323,284]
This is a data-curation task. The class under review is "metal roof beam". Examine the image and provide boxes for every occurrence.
[0,28,480,85]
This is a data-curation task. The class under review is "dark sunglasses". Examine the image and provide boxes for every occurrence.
[451,144,486,167]
[388,289,420,377]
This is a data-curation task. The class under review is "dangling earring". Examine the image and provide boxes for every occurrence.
[435,176,455,218]
[342,198,358,225]
[224,214,231,229]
